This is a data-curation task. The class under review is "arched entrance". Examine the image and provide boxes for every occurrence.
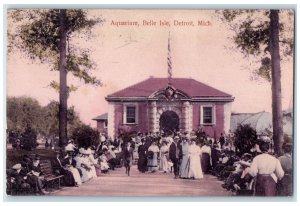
[159,110,179,134]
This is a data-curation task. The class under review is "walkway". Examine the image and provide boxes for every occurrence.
[51,166,233,197]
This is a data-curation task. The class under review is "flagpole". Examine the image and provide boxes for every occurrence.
[167,32,172,85]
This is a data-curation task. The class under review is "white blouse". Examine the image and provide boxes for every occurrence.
[249,153,284,182]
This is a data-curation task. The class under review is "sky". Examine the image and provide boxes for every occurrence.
[6,9,294,128]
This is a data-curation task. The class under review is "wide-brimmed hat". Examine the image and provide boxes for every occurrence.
[65,145,74,152]
[79,148,85,154]
[100,136,106,142]
[12,163,22,170]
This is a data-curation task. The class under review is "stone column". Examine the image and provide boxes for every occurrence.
[107,102,115,140]
[188,103,193,133]
[223,102,232,134]
[182,101,190,132]
[149,101,158,133]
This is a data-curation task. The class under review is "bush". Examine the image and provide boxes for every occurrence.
[234,124,257,156]
[71,125,100,149]
[20,127,38,151]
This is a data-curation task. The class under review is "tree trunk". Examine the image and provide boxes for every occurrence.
[269,10,283,156]
[58,9,68,147]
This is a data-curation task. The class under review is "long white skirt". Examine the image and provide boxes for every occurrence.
[188,155,204,179]
[67,167,82,185]
[78,167,92,182]
[159,154,169,172]
[90,166,97,178]
[179,155,189,178]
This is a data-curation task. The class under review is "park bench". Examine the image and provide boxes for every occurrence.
[39,159,64,191]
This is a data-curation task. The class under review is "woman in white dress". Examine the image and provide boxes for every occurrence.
[159,141,169,173]
[75,148,92,183]
[179,138,190,178]
[187,139,204,179]
[147,141,160,172]
[87,148,98,178]
[63,154,82,186]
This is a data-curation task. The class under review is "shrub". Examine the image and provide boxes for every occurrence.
[234,124,257,156]
[20,127,38,151]
[71,125,99,149]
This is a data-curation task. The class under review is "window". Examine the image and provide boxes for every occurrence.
[200,105,215,125]
[203,107,213,124]
[123,104,138,124]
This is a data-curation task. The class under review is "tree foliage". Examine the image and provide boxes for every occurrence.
[220,9,293,155]
[6,96,43,134]
[6,96,82,138]
[234,124,257,156]
[219,9,294,82]
[42,100,82,138]
[20,126,38,151]
[71,124,99,149]
[8,9,103,147]
[8,9,103,89]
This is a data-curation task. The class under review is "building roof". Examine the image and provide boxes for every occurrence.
[107,77,232,98]
[92,113,108,121]
[230,111,293,136]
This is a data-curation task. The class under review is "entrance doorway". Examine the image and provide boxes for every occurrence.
[159,111,179,135]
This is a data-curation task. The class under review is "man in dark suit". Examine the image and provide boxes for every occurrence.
[9,163,31,194]
[123,142,134,176]
[169,136,181,178]
[27,155,49,195]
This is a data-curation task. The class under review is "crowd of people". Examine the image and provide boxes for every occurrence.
[208,137,292,196]
[118,130,292,196]
[7,130,293,197]
[7,138,122,195]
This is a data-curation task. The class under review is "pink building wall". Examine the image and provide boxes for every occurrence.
[112,102,225,138]
[113,102,149,135]
[96,121,107,134]
[192,103,225,140]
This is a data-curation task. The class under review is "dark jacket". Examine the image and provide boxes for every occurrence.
[29,162,42,174]
[62,158,77,168]
[51,158,64,170]
[123,146,133,161]
[9,168,29,190]
[169,142,181,162]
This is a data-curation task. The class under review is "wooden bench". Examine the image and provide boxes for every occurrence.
[39,160,64,191]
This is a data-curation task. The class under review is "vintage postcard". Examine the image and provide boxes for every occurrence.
[5,7,294,198]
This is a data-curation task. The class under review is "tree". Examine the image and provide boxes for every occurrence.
[7,96,43,134]
[20,126,38,151]
[8,9,103,147]
[7,96,83,142]
[220,9,294,155]
[71,124,99,149]
[234,124,257,156]
[58,9,68,147]
[42,100,82,138]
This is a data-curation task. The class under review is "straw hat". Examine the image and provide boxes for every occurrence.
[12,164,22,170]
